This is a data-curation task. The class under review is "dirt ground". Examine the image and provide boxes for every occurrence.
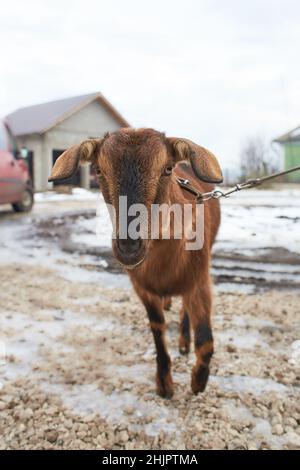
[0,193,300,450]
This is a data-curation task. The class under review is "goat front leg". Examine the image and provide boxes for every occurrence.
[184,280,214,394]
[133,284,173,398]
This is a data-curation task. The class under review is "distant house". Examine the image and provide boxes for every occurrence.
[6,92,129,191]
[273,126,300,183]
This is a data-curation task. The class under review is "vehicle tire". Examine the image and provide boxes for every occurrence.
[12,189,34,212]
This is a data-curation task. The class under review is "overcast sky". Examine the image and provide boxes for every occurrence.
[1,0,299,169]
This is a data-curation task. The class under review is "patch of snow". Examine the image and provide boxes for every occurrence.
[45,190,300,257]
[289,340,300,366]
[71,198,113,248]
[43,382,180,437]
[229,315,277,329]
[223,400,284,449]
[218,188,300,207]
[217,330,271,350]
[1,302,180,438]
[0,214,129,290]
[0,309,116,383]
[215,199,300,255]
[215,282,256,294]
[116,364,153,385]
[35,188,99,202]
[0,340,6,366]
[58,265,130,288]
[222,401,254,422]
[211,375,291,395]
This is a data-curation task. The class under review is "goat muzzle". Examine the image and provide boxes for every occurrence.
[113,237,147,269]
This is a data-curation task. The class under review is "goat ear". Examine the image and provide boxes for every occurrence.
[167,137,223,184]
[48,139,103,183]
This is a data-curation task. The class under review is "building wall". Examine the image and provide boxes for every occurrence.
[47,100,121,146]
[284,143,300,182]
[17,134,45,191]
[17,100,123,191]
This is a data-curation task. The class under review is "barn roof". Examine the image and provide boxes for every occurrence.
[273,125,300,143]
[6,92,129,137]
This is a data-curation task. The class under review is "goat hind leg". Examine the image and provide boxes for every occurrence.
[178,306,190,355]
[163,296,172,311]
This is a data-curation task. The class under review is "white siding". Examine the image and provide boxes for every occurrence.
[47,100,121,146]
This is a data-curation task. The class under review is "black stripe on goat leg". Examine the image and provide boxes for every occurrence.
[184,281,214,394]
[192,322,214,393]
[146,303,173,398]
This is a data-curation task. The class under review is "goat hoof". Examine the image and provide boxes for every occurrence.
[179,337,190,355]
[163,297,172,311]
[179,345,189,355]
[157,387,174,399]
[156,373,174,399]
[191,365,209,394]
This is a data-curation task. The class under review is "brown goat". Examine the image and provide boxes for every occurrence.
[49,128,222,398]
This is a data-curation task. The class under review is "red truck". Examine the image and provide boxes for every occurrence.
[0,119,33,212]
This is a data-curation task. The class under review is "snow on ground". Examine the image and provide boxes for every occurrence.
[71,199,112,248]
[215,201,300,255]
[34,188,99,202]
[45,187,300,256]
[215,187,300,207]
[0,187,299,450]
[39,187,300,290]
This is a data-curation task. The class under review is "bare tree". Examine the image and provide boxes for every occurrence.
[240,135,279,180]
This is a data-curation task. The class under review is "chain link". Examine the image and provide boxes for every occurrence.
[177,164,300,204]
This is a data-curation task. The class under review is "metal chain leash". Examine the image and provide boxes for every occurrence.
[177,164,300,204]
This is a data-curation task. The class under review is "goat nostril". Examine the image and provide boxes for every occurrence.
[117,237,142,254]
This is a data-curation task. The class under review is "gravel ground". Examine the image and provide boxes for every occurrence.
[0,194,300,450]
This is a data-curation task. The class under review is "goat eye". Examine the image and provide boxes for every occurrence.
[94,167,102,176]
[164,165,173,176]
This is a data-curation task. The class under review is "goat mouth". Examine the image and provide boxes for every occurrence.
[112,239,148,270]
[120,256,146,270]
[114,251,147,270]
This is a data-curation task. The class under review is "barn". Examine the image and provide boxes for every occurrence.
[6,92,129,191]
[274,125,300,183]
